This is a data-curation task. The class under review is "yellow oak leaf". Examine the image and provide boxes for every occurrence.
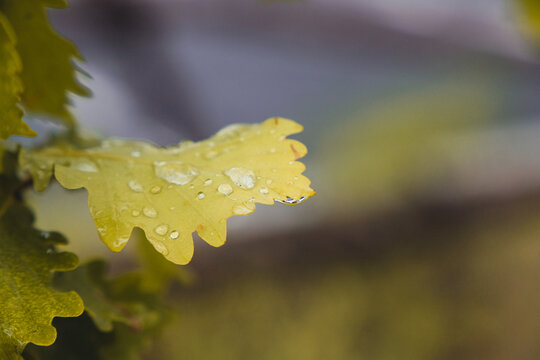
[20,118,315,264]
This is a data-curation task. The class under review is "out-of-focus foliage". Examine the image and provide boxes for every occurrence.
[53,260,136,332]
[322,81,495,214]
[0,152,83,359]
[19,118,315,264]
[0,151,83,359]
[516,0,540,45]
[0,0,89,126]
[93,272,172,360]
[23,229,182,359]
[134,230,193,292]
[0,207,83,359]
[0,13,36,140]
[24,266,173,360]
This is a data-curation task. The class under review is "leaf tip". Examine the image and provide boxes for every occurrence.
[265,116,304,135]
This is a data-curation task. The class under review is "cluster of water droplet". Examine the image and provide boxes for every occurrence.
[124,159,288,219]
[118,133,308,252]
[72,161,99,173]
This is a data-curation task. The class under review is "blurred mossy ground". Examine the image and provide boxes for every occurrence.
[149,197,540,360]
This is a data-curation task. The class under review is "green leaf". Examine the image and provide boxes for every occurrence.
[0,204,84,358]
[53,260,133,333]
[0,13,36,140]
[53,256,175,333]
[0,0,90,126]
[97,272,172,360]
[25,266,173,360]
[0,150,82,357]
[22,314,106,360]
[19,118,315,264]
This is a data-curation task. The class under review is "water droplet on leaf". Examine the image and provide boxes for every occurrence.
[154,161,199,185]
[143,207,158,218]
[224,167,256,189]
[128,180,143,193]
[72,161,98,173]
[276,196,307,205]
[154,224,169,235]
[218,183,233,196]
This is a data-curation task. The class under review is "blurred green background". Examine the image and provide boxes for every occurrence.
[22,0,540,358]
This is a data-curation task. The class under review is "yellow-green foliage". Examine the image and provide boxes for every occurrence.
[0,205,83,358]
[0,13,36,139]
[53,260,135,332]
[517,0,540,45]
[0,151,82,359]
[26,259,173,360]
[20,118,315,264]
[0,0,89,126]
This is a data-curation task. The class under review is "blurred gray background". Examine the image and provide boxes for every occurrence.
[24,1,540,358]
